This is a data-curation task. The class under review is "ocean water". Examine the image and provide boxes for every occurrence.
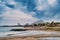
[0,27,24,32]
[0,27,25,37]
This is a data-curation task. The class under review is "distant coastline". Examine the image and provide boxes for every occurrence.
[0,25,23,27]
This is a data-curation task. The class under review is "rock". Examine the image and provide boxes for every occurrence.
[10,29,27,31]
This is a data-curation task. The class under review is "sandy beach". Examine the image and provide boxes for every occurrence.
[0,27,60,40]
[0,34,60,40]
[0,37,38,40]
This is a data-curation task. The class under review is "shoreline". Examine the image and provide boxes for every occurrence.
[0,27,60,40]
[0,30,60,37]
[0,30,60,40]
[0,34,60,40]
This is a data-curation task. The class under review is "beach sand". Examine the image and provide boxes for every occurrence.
[0,34,60,40]
[0,37,38,40]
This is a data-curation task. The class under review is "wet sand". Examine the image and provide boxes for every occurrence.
[0,37,37,40]
[0,34,60,40]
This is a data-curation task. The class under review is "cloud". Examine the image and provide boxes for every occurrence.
[0,0,60,25]
[43,13,60,22]
[0,0,38,25]
[0,6,37,25]
[52,13,60,22]
[47,0,57,6]
[34,0,60,22]
[4,9,36,21]
[14,0,36,12]
[36,0,57,11]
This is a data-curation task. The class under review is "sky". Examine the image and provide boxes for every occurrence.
[0,0,60,25]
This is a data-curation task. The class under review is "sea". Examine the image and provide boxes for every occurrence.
[0,27,25,37]
[0,27,60,40]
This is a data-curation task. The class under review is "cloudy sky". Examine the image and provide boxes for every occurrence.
[0,0,60,25]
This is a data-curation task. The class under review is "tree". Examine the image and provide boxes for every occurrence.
[34,24,37,26]
[24,23,29,27]
[49,21,55,27]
